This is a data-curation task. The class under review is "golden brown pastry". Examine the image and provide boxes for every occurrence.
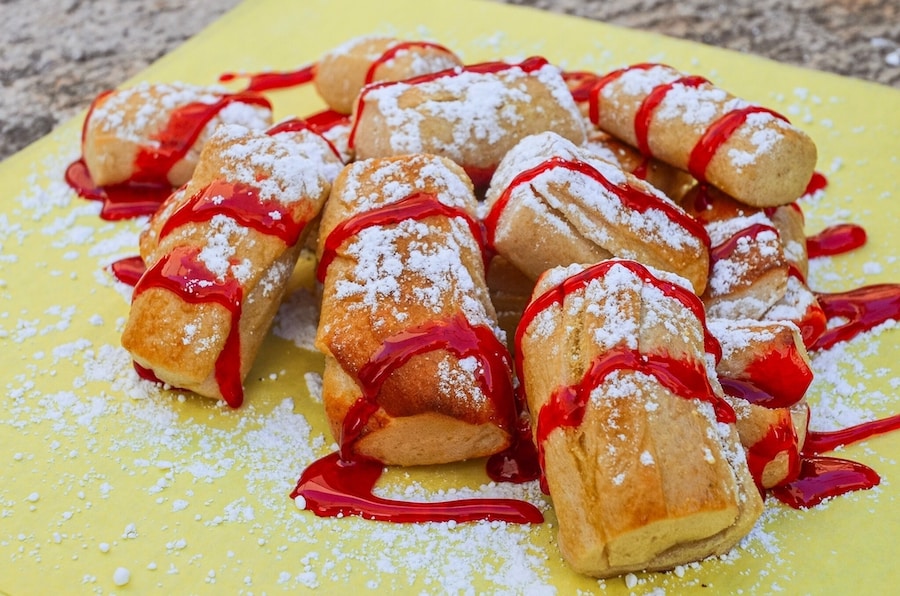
[82,82,273,187]
[121,123,339,407]
[349,57,587,191]
[483,131,710,294]
[517,259,763,577]
[313,36,463,115]
[708,317,813,488]
[588,63,817,207]
[315,153,517,466]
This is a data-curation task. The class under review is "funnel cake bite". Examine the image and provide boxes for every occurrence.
[349,57,586,190]
[82,82,272,187]
[588,63,817,207]
[122,123,340,407]
[484,131,710,293]
[516,260,763,577]
[315,154,516,466]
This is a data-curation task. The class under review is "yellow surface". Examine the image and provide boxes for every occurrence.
[1,0,899,593]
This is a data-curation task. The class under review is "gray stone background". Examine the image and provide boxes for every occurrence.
[1,0,897,161]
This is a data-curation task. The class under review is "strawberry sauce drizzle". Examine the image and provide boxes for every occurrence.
[291,313,541,524]
[806,223,867,258]
[266,118,343,160]
[812,284,900,350]
[110,256,146,287]
[771,456,881,509]
[803,414,900,455]
[363,41,458,85]
[745,412,802,490]
[218,64,316,93]
[133,246,244,408]
[158,180,304,246]
[317,192,486,282]
[482,155,709,252]
[709,223,780,263]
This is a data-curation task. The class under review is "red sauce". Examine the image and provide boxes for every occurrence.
[110,256,146,287]
[709,222,780,263]
[770,456,881,509]
[486,411,542,484]
[317,191,486,282]
[482,155,710,253]
[158,180,305,246]
[631,156,650,180]
[301,109,351,132]
[635,75,709,155]
[784,265,827,349]
[687,106,788,182]
[719,337,813,410]
[587,62,658,125]
[534,345,733,479]
[218,65,315,93]
[291,452,542,524]
[266,118,342,161]
[292,313,541,524]
[806,223,867,259]
[133,246,244,408]
[812,284,900,350]
[803,414,900,455]
[363,41,458,85]
[347,56,549,150]
[562,70,601,103]
[67,90,271,220]
[744,412,802,490]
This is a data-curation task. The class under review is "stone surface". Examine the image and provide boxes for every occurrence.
[1,0,897,161]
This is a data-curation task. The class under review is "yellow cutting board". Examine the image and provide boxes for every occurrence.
[1,0,898,593]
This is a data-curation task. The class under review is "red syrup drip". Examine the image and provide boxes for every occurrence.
[291,313,542,525]
[803,170,828,196]
[485,409,541,485]
[218,64,315,93]
[803,414,900,455]
[347,56,550,150]
[770,456,881,509]
[158,180,305,246]
[806,223,867,259]
[744,412,802,491]
[631,156,650,180]
[482,155,710,254]
[587,62,659,125]
[514,261,732,438]
[133,246,245,408]
[266,118,343,161]
[110,256,146,287]
[363,41,458,85]
[316,192,487,282]
[562,70,601,103]
[709,222,780,263]
[784,265,827,349]
[301,108,351,132]
[66,90,272,219]
[811,283,900,350]
[687,106,790,183]
[634,75,709,156]
[64,159,174,220]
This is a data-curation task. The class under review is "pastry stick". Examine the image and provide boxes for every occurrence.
[484,131,710,293]
[709,318,814,488]
[315,154,516,466]
[588,63,817,207]
[121,123,339,407]
[349,57,586,191]
[314,36,463,114]
[81,82,272,187]
[517,259,762,577]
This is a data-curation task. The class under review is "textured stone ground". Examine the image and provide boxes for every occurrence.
[1,0,897,160]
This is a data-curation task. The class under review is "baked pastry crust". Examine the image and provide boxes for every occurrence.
[518,260,763,577]
[589,63,817,207]
[484,131,710,294]
[315,154,516,466]
[350,57,586,189]
[121,123,339,406]
[82,82,272,187]
[313,36,462,114]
